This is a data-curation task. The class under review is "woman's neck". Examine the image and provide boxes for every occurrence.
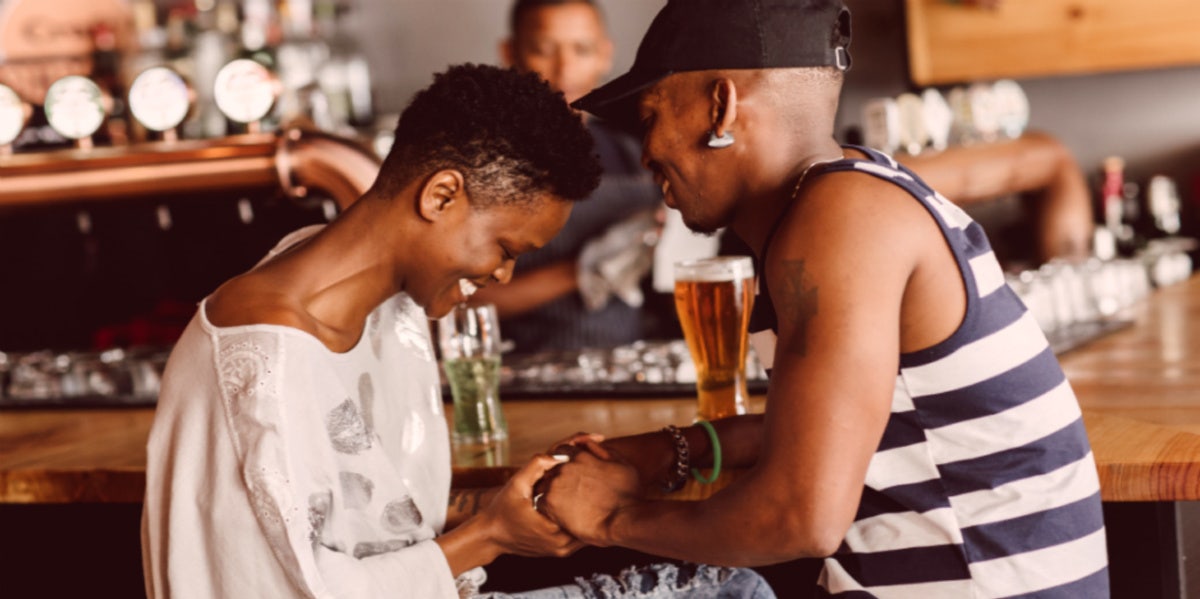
[261,200,408,338]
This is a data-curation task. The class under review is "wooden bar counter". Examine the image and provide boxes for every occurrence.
[3,276,1200,505]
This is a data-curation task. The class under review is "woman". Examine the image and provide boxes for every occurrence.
[140,63,601,598]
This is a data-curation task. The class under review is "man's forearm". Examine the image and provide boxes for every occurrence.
[470,259,577,318]
[602,464,830,566]
[602,414,765,490]
[684,414,765,469]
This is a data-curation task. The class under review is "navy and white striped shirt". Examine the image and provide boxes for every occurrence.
[748,146,1109,598]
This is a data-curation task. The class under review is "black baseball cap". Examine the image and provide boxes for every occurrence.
[573,0,851,129]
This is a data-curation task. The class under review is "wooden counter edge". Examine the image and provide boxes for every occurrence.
[1,469,146,504]
[1084,411,1200,502]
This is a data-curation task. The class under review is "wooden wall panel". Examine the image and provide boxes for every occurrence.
[906,0,1200,85]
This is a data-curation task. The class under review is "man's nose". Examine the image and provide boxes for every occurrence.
[553,53,570,83]
[492,261,515,285]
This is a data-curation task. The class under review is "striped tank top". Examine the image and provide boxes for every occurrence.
[747,146,1109,597]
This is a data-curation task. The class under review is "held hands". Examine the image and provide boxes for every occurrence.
[478,455,583,558]
[535,437,643,547]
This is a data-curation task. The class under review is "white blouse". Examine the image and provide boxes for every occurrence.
[142,227,465,598]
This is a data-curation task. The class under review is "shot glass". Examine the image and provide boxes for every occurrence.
[437,303,507,445]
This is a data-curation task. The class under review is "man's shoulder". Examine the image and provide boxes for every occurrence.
[754,169,955,331]
[768,171,934,266]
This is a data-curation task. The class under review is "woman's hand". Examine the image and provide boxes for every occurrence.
[479,455,584,558]
[545,432,608,458]
[436,455,582,576]
[540,450,642,547]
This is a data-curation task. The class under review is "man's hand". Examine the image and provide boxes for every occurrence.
[540,450,642,547]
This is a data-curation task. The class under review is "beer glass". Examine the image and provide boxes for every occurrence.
[437,304,507,445]
[674,257,755,421]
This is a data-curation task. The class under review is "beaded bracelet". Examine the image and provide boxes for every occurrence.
[691,420,722,484]
[660,424,691,492]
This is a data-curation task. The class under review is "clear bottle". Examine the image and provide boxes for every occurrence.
[189,0,237,138]
[90,21,128,145]
[317,0,374,129]
[273,0,329,127]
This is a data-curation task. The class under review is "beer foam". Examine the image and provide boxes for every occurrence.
[673,256,754,282]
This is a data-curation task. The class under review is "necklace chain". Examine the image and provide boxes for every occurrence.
[789,155,844,201]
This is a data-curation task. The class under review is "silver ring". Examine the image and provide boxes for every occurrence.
[532,492,545,512]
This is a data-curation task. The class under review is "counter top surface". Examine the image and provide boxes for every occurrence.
[3,277,1200,504]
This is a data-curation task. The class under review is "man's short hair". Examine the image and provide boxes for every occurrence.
[509,0,602,36]
[378,63,601,207]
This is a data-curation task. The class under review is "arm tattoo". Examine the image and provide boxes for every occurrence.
[778,259,818,357]
[447,489,485,516]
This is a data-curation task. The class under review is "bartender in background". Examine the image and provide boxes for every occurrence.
[470,0,665,353]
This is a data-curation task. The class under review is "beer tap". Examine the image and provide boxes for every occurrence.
[42,75,108,151]
[0,84,31,157]
[237,197,256,225]
[156,204,173,232]
[128,66,193,143]
[213,58,281,134]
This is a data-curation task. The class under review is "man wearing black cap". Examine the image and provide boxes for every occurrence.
[539,1,1109,596]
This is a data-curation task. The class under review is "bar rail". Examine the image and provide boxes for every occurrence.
[0,127,380,210]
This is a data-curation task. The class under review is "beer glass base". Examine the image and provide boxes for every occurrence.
[695,406,748,422]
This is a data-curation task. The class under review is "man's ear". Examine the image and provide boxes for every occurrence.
[499,38,515,67]
[416,169,466,223]
[710,78,739,138]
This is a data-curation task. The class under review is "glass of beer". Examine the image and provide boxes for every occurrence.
[437,303,507,445]
[674,257,755,421]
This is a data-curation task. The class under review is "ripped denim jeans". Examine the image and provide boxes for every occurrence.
[480,562,775,599]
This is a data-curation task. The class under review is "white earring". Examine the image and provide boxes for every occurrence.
[707,130,734,148]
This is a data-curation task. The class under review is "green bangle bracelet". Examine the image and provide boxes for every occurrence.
[691,420,722,484]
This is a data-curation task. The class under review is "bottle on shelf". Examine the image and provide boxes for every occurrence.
[189,0,237,138]
[1098,156,1136,256]
[316,0,374,130]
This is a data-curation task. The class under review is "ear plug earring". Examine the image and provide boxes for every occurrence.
[707,130,734,148]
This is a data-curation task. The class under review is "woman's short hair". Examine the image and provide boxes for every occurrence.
[377,63,601,206]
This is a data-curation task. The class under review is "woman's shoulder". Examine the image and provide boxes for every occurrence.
[255,224,326,267]
[205,278,316,334]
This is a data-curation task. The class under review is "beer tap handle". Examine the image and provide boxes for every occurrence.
[156,205,173,232]
[76,211,94,236]
[43,76,107,151]
[238,198,256,225]
[128,67,193,143]
[213,59,281,133]
[0,83,30,158]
